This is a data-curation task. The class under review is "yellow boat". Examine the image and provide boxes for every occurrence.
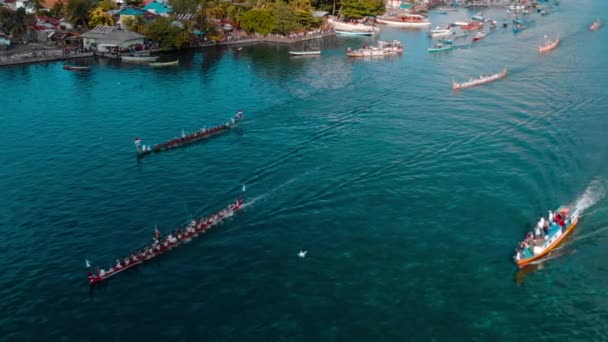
[514,207,580,268]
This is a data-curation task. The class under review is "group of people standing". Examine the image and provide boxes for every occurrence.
[513,208,570,261]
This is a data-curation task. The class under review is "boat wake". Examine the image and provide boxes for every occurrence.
[572,177,606,213]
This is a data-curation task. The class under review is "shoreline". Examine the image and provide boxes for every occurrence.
[0,32,335,67]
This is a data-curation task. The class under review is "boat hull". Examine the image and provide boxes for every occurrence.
[376,18,431,28]
[516,213,579,268]
[335,30,373,36]
[121,56,159,63]
[149,60,179,67]
[289,51,321,55]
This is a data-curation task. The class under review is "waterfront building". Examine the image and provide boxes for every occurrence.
[81,26,145,52]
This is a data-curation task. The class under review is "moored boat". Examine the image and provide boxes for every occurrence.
[471,13,485,21]
[427,42,453,53]
[472,31,486,42]
[63,65,91,71]
[328,18,380,33]
[335,30,373,36]
[461,22,483,30]
[376,14,431,28]
[452,20,471,26]
[429,26,455,38]
[346,40,403,57]
[538,35,559,53]
[513,207,580,268]
[289,50,321,56]
[452,67,507,90]
[121,55,159,63]
[589,18,601,31]
[508,4,525,11]
[88,197,245,286]
[513,23,527,33]
[135,110,243,158]
[149,60,179,67]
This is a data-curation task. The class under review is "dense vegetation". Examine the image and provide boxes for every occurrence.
[1,0,389,41]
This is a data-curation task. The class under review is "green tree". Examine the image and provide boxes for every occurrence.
[145,16,194,49]
[168,0,199,14]
[272,0,298,34]
[65,0,95,29]
[88,7,114,27]
[239,8,274,35]
[123,15,147,34]
[340,0,383,19]
[97,0,116,11]
[9,8,27,39]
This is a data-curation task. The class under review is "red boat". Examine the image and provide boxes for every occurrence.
[461,23,483,30]
[472,31,486,42]
[135,110,243,158]
[88,197,245,285]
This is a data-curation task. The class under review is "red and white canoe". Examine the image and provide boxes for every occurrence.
[538,35,559,53]
[88,197,245,285]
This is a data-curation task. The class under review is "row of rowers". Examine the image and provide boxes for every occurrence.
[90,198,244,278]
[154,111,243,152]
[514,208,570,260]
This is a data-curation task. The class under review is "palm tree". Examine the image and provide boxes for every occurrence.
[65,0,94,29]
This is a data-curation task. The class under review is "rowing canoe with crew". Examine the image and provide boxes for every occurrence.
[87,197,245,285]
[135,110,243,158]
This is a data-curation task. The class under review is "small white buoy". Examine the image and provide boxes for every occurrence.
[298,250,307,258]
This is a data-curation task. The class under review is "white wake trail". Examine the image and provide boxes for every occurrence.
[573,178,606,213]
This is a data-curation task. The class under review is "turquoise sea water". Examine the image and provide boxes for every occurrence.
[2,1,608,340]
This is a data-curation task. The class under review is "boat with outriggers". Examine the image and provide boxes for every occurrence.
[87,197,245,286]
[513,207,580,268]
[589,18,601,32]
[538,35,559,53]
[346,40,403,57]
[452,67,507,90]
[135,110,243,158]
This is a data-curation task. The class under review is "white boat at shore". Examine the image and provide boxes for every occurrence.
[289,50,322,56]
[121,55,159,63]
[335,30,374,36]
[376,14,431,28]
[328,18,380,34]
[453,20,471,26]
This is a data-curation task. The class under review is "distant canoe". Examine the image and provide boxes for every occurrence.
[335,30,373,36]
[121,56,159,63]
[289,50,321,56]
[149,60,179,67]
[63,65,91,71]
